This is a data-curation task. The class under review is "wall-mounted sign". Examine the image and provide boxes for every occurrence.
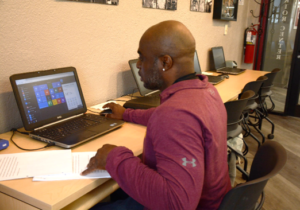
[276,0,292,60]
[190,0,212,13]
[67,0,119,5]
[143,0,177,11]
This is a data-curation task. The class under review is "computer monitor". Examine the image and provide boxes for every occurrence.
[211,46,227,70]
[194,50,226,85]
[128,59,160,96]
[194,50,202,74]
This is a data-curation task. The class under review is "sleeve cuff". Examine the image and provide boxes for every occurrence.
[123,109,131,122]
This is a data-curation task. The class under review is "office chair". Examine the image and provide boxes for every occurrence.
[218,141,287,210]
[225,90,255,181]
[260,68,281,112]
[255,68,281,139]
[239,76,268,147]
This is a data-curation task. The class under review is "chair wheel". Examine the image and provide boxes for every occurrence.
[268,134,274,139]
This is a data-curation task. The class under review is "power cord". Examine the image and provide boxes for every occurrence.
[10,128,56,151]
[120,88,141,99]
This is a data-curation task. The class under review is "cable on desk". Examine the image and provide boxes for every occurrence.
[10,128,55,151]
[120,88,143,100]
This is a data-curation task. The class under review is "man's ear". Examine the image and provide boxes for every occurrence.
[160,55,173,71]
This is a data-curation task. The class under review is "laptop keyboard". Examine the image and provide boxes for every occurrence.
[207,75,225,84]
[33,114,107,140]
[218,68,245,75]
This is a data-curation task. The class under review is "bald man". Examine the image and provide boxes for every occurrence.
[83,21,231,210]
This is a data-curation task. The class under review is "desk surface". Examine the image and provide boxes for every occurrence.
[0,70,267,210]
[213,70,267,102]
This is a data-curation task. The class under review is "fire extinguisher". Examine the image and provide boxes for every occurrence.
[244,24,259,64]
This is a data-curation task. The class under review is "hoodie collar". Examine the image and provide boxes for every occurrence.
[160,75,209,103]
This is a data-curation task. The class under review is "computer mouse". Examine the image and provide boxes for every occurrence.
[224,75,229,79]
[100,109,113,115]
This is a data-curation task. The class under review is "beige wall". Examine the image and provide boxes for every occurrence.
[0,0,259,133]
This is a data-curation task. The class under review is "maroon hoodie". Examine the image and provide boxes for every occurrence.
[106,75,231,210]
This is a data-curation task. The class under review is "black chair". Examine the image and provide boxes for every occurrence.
[260,68,281,112]
[239,76,268,147]
[225,90,255,177]
[255,68,281,139]
[218,141,287,210]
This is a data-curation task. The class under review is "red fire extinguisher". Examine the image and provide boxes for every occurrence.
[244,24,259,64]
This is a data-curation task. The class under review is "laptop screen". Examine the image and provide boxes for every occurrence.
[130,52,200,96]
[194,50,202,74]
[10,67,87,131]
[211,46,226,70]
[128,59,159,96]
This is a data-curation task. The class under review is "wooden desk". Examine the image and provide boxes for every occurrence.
[0,70,267,210]
[213,70,268,103]
[0,122,146,210]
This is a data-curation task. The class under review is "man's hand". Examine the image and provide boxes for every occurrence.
[103,103,126,120]
[81,144,117,176]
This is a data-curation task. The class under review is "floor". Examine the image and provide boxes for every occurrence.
[266,87,287,112]
[266,86,300,113]
[235,113,300,210]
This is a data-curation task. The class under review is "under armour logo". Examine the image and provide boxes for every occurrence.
[182,158,196,167]
[208,88,215,96]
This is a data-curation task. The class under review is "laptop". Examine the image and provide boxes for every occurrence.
[194,50,225,85]
[10,67,124,148]
[123,59,161,109]
[211,46,245,75]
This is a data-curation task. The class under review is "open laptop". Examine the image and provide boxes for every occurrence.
[10,67,124,148]
[123,59,161,109]
[211,46,245,75]
[194,50,225,85]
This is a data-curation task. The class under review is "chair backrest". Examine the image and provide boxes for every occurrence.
[225,91,254,124]
[241,79,266,96]
[218,141,287,210]
[260,69,281,98]
[256,75,268,81]
[249,141,287,181]
[225,91,255,138]
[240,76,268,109]
[262,69,280,88]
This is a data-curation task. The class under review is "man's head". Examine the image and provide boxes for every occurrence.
[136,20,196,91]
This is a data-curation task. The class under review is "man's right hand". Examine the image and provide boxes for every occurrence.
[103,103,125,120]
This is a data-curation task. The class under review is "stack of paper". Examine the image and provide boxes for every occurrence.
[33,152,111,181]
[0,150,111,182]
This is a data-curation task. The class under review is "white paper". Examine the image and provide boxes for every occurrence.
[33,152,111,181]
[90,101,117,111]
[0,150,72,181]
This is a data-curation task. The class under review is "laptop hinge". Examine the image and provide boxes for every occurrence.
[34,113,84,131]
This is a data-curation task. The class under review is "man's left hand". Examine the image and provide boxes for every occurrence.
[81,144,117,176]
